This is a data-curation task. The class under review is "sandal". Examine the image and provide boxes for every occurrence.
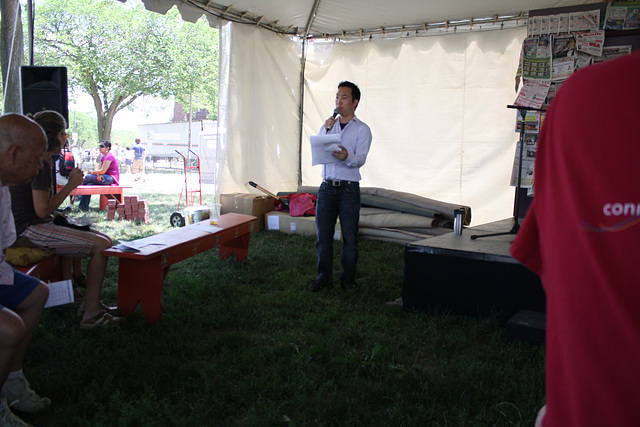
[77,301,117,317]
[80,311,124,329]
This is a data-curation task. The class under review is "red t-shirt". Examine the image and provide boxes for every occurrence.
[511,51,640,427]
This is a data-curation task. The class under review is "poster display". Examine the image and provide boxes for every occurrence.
[511,1,638,189]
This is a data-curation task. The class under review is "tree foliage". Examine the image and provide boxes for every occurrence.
[171,11,219,117]
[67,109,97,148]
[34,0,219,141]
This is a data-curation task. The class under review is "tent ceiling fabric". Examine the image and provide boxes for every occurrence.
[139,0,599,38]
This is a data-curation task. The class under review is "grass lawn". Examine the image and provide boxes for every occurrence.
[22,170,545,426]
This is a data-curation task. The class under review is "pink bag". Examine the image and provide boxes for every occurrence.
[275,193,317,216]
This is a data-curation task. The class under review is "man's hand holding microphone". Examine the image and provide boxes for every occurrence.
[325,108,339,132]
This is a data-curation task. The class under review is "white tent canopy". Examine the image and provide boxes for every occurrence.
[135,0,596,39]
[134,0,599,225]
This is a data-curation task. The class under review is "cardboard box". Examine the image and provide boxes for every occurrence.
[220,193,275,232]
[265,211,341,240]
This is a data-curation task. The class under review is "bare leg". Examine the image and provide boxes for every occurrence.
[0,309,26,391]
[79,235,112,321]
[9,283,48,373]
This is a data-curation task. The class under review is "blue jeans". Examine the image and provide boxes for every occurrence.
[76,174,114,210]
[315,181,360,282]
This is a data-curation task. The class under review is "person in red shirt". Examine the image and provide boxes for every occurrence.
[511,51,640,427]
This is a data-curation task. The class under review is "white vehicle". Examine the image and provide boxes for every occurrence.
[137,120,217,161]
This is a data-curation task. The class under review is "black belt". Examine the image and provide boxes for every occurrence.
[324,179,357,187]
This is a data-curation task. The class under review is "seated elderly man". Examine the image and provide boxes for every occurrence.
[0,114,51,425]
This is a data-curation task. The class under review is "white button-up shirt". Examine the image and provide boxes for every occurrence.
[320,116,372,182]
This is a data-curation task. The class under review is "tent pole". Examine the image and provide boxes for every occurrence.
[297,0,322,187]
[297,40,307,187]
[28,0,34,65]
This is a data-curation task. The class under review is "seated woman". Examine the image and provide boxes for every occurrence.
[9,111,123,328]
[76,141,120,211]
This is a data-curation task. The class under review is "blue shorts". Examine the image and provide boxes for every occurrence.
[0,267,40,309]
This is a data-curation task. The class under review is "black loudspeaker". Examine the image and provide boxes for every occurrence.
[20,66,69,124]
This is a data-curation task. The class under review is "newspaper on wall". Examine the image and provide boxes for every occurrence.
[569,9,601,32]
[605,1,640,30]
[594,45,633,63]
[510,135,538,188]
[513,81,551,109]
[576,30,605,56]
[522,37,552,80]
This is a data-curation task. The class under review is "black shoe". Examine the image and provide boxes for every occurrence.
[308,279,333,292]
[340,279,358,293]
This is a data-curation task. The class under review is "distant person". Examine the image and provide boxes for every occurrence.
[308,81,372,293]
[9,114,123,329]
[71,144,81,164]
[511,51,640,427]
[125,146,134,174]
[0,113,51,422]
[132,138,146,182]
[75,141,120,211]
[55,138,75,187]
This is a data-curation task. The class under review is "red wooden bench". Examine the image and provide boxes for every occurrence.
[12,254,63,283]
[57,185,131,210]
[102,213,257,323]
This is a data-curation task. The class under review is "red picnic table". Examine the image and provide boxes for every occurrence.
[58,184,131,210]
[102,213,257,323]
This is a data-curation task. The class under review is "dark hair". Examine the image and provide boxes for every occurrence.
[100,140,111,150]
[31,110,67,152]
[338,81,361,103]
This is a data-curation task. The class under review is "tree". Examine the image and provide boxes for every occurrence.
[67,109,97,148]
[0,0,25,114]
[172,14,219,119]
[34,0,219,141]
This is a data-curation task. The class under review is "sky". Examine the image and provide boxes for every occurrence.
[69,90,174,132]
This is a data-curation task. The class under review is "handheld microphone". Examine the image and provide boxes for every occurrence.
[326,108,339,131]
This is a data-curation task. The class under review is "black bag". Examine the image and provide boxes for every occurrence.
[53,213,91,231]
[58,149,75,177]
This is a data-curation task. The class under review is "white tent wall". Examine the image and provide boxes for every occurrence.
[301,27,527,225]
[216,22,302,197]
[216,23,527,225]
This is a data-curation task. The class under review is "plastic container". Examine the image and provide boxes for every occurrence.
[184,206,210,225]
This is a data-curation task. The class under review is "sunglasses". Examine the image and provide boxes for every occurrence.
[99,145,105,148]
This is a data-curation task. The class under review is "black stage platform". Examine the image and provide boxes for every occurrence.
[402,218,545,321]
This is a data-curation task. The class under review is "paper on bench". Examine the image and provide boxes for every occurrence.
[115,241,141,252]
[45,280,74,308]
[115,240,165,252]
[191,223,222,234]
[310,134,341,166]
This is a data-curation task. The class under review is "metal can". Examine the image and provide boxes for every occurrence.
[453,209,465,235]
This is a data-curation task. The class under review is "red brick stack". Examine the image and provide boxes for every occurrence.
[107,196,150,223]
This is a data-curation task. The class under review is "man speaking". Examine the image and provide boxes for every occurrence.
[308,81,372,293]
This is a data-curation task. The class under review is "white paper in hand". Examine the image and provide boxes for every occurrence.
[310,134,342,166]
